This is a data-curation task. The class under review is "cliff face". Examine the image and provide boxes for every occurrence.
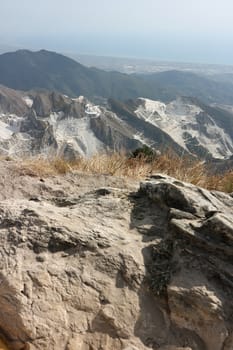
[0,161,232,350]
[1,85,233,161]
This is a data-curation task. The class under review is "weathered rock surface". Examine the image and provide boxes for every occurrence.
[0,162,232,350]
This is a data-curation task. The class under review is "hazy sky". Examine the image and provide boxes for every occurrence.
[1,0,233,64]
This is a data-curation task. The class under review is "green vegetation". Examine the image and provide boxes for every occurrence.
[129,145,157,162]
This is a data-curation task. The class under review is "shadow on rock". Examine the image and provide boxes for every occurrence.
[129,181,209,350]
[129,189,169,241]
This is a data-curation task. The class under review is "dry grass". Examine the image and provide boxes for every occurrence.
[15,152,233,193]
[214,171,233,193]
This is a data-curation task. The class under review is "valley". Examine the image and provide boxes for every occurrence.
[0,47,233,350]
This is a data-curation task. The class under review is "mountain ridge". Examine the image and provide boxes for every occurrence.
[0,85,233,160]
[1,49,233,104]
[0,49,152,100]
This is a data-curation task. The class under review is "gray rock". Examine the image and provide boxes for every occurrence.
[0,169,232,350]
[140,175,233,350]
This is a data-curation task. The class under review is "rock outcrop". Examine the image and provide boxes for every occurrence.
[1,85,233,160]
[0,162,232,349]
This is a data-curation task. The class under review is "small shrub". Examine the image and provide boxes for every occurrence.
[51,158,71,175]
[129,145,157,162]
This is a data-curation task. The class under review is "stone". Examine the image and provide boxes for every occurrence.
[0,164,232,350]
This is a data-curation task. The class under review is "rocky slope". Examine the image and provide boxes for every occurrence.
[0,160,232,350]
[1,86,233,160]
[0,86,142,158]
[110,97,233,159]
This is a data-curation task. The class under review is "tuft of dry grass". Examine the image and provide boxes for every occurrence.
[15,152,233,193]
[214,171,233,193]
[16,158,57,177]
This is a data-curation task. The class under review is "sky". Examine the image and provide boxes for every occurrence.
[1,0,233,64]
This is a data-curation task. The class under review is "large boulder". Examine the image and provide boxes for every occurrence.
[140,175,233,350]
[0,165,232,350]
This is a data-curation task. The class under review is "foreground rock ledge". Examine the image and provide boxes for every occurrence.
[0,170,232,350]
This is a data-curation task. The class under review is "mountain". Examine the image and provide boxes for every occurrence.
[120,96,233,159]
[0,84,29,115]
[0,86,184,159]
[0,86,141,158]
[0,49,152,100]
[1,50,233,104]
[139,70,233,104]
[0,85,233,160]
